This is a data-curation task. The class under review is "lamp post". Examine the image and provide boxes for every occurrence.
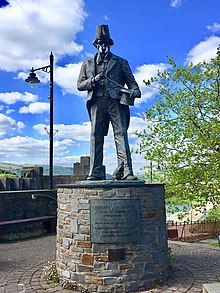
[25,52,54,190]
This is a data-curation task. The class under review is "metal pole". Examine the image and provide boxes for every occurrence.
[150,161,153,183]
[49,52,54,189]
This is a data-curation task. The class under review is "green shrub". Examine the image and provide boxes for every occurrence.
[0,171,18,178]
[206,206,220,221]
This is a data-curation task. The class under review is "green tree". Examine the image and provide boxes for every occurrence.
[206,205,220,221]
[0,169,18,178]
[137,46,220,208]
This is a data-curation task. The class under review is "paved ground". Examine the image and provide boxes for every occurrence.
[0,235,220,292]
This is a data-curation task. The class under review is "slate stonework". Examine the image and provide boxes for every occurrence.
[56,183,168,292]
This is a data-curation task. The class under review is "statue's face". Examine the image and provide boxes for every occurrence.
[97,40,110,54]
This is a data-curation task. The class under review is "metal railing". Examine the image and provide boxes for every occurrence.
[166,220,220,240]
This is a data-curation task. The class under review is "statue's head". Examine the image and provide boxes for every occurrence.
[93,25,114,54]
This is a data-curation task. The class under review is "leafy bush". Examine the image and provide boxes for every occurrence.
[136,46,220,209]
[0,169,18,178]
[206,206,220,221]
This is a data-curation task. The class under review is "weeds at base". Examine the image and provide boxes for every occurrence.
[41,261,89,292]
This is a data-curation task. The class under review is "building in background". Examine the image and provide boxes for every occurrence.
[0,156,91,191]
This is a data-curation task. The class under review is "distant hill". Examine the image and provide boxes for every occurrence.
[41,165,73,176]
[0,163,22,176]
[0,163,73,176]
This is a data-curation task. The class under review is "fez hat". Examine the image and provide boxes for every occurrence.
[93,25,114,47]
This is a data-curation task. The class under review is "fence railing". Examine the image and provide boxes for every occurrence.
[166,220,220,240]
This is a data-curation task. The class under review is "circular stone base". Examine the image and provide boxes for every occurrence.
[58,179,145,188]
[56,183,168,292]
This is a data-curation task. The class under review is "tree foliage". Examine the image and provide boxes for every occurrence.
[0,169,18,178]
[206,206,220,221]
[137,46,220,207]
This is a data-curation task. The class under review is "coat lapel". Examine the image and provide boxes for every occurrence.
[88,56,96,76]
[88,53,117,76]
[106,54,117,74]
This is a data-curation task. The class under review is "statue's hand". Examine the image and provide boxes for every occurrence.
[94,73,105,82]
[130,89,141,98]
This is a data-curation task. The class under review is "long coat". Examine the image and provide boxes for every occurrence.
[77,53,140,135]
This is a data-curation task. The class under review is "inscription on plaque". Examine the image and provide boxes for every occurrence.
[90,199,141,243]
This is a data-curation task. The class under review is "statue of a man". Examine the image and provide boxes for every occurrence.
[77,25,141,180]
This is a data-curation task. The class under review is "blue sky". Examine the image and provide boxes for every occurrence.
[0,0,220,175]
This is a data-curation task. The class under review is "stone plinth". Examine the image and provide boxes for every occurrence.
[56,181,168,292]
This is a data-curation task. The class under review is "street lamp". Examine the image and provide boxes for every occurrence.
[25,52,54,189]
[31,193,57,202]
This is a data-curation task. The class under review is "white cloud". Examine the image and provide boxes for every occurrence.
[103,141,146,176]
[0,113,25,136]
[6,109,15,115]
[0,108,146,175]
[33,122,91,141]
[170,0,181,8]
[0,136,75,163]
[207,22,220,33]
[38,117,147,145]
[0,0,86,71]
[19,102,50,114]
[128,116,150,138]
[55,123,91,141]
[59,139,79,147]
[98,116,149,174]
[134,63,167,105]
[55,61,167,105]
[54,155,84,167]
[17,121,25,129]
[0,92,38,105]
[185,36,220,64]
[32,116,148,174]
[55,63,86,97]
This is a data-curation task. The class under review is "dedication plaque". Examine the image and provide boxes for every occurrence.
[90,199,141,243]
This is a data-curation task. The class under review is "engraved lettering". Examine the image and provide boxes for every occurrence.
[90,199,141,243]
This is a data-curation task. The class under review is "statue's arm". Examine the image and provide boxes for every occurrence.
[77,62,95,91]
[122,59,141,98]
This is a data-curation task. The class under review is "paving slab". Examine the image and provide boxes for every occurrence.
[203,283,220,293]
[0,236,220,292]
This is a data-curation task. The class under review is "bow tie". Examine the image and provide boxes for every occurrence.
[97,53,110,64]
[97,56,104,64]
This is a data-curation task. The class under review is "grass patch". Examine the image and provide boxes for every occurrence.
[0,229,47,242]
[211,243,220,247]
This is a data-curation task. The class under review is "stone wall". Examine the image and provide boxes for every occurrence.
[0,156,91,191]
[0,189,57,222]
[56,182,168,292]
[0,177,43,191]
[42,175,88,190]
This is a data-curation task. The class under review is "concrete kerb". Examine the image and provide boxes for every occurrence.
[203,283,220,293]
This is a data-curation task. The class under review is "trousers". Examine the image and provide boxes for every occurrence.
[89,97,133,178]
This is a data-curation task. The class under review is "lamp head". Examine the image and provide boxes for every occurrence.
[25,68,40,84]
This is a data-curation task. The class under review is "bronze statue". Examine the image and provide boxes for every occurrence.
[77,25,141,180]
